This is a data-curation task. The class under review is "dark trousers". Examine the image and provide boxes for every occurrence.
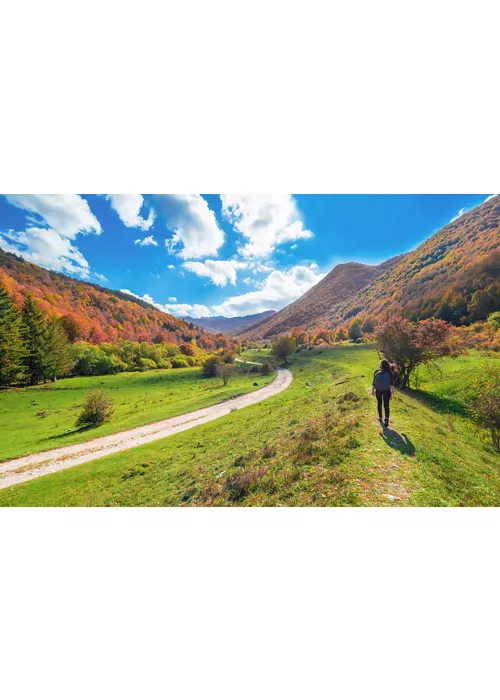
[376,390,391,420]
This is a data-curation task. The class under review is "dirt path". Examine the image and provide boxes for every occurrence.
[0,367,293,491]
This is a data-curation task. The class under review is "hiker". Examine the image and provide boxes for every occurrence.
[372,359,395,428]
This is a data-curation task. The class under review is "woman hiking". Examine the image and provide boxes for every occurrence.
[372,359,395,428]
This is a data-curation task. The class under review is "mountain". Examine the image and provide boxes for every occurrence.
[0,249,226,349]
[185,310,276,335]
[241,256,405,338]
[243,195,500,338]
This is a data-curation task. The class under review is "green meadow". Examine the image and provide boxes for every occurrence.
[1,345,498,507]
[0,365,275,462]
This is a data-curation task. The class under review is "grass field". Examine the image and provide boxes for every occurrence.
[0,365,276,462]
[0,345,499,507]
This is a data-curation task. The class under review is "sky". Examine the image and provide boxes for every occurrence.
[0,194,495,319]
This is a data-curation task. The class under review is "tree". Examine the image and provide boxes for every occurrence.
[0,283,25,386]
[260,360,275,376]
[468,366,500,452]
[61,314,85,342]
[487,311,500,331]
[335,326,347,342]
[76,390,114,427]
[375,317,454,388]
[348,319,363,342]
[202,355,222,377]
[44,317,73,381]
[272,336,296,363]
[361,316,377,333]
[216,363,236,386]
[179,343,196,357]
[20,294,48,385]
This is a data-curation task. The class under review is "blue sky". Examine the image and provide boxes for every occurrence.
[0,194,494,319]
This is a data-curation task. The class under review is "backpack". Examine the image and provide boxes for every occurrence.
[374,370,391,392]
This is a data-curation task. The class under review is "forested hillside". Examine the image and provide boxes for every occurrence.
[242,256,405,338]
[0,249,225,349]
[244,196,499,338]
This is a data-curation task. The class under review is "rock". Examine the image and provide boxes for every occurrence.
[392,464,399,469]
[383,494,400,501]
[306,382,311,386]
[253,382,259,386]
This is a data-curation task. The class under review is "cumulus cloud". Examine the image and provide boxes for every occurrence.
[105,194,155,231]
[153,194,224,259]
[0,227,92,278]
[220,194,313,257]
[120,289,212,319]
[5,194,101,238]
[1,194,103,279]
[134,235,158,247]
[167,264,175,270]
[182,259,247,287]
[211,264,325,317]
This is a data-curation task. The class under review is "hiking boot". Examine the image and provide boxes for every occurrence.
[384,418,389,428]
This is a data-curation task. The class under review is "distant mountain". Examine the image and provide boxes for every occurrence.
[243,195,500,338]
[185,310,276,335]
[0,248,225,349]
[241,257,405,338]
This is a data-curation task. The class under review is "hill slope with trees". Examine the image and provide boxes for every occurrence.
[0,249,223,349]
[243,196,499,338]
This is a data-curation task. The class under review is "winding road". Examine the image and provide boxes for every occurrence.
[0,366,293,491]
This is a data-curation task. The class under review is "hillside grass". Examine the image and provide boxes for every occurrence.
[1,345,499,507]
[0,365,275,462]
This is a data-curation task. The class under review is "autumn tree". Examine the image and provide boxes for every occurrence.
[272,336,296,363]
[361,316,377,333]
[0,282,25,386]
[468,365,500,452]
[216,363,236,386]
[375,317,454,388]
[348,319,363,342]
[335,326,347,342]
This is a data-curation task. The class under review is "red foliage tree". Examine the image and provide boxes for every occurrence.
[375,317,454,388]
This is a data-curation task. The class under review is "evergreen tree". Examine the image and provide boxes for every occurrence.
[20,294,48,385]
[44,317,73,381]
[0,283,25,386]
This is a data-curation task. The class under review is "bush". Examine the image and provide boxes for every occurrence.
[202,355,222,377]
[138,357,157,371]
[76,390,114,427]
[468,366,500,452]
[170,356,189,368]
[260,360,275,376]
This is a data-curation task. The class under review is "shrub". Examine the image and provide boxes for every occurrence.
[170,356,189,368]
[76,390,114,428]
[260,360,275,376]
[202,355,222,377]
[468,366,500,452]
[138,357,157,371]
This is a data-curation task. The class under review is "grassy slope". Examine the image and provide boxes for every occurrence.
[1,345,499,507]
[0,366,275,461]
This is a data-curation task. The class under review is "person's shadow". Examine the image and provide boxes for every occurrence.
[379,424,416,456]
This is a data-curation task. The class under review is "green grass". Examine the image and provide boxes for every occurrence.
[0,365,275,462]
[1,345,499,507]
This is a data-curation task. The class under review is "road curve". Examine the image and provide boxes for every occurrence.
[0,367,292,491]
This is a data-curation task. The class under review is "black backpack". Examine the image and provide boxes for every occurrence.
[374,370,391,392]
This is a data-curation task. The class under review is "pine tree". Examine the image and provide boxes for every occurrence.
[0,283,25,386]
[44,317,73,381]
[20,294,48,385]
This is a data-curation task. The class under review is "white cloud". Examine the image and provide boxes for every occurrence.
[105,194,155,231]
[211,264,325,317]
[120,289,212,319]
[1,194,103,279]
[5,194,101,238]
[182,259,247,287]
[220,194,313,257]
[0,227,92,278]
[154,194,224,259]
[167,264,175,270]
[168,297,177,302]
[134,235,158,246]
